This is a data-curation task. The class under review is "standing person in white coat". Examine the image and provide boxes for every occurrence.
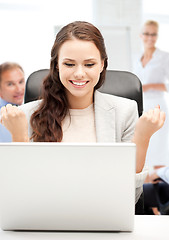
[133,20,169,167]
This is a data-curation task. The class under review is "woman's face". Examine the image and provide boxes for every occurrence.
[140,24,158,49]
[58,38,104,109]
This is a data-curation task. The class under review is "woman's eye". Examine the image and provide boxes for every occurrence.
[64,63,75,67]
[85,63,95,67]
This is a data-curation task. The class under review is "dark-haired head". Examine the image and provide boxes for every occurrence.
[50,21,108,90]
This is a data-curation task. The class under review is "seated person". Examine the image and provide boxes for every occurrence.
[0,62,25,142]
[0,21,166,204]
[150,166,169,184]
[144,167,169,215]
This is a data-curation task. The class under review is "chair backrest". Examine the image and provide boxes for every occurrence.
[24,69,143,116]
[24,69,49,104]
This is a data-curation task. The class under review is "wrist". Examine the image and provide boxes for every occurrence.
[132,134,150,146]
[12,134,29,142]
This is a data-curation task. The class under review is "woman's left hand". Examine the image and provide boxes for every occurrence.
[133,105,165,173]
[134,105,165,144]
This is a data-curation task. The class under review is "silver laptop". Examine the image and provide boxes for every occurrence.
[0,142,136,232]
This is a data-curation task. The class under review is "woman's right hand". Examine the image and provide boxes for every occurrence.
[0,104,29,142]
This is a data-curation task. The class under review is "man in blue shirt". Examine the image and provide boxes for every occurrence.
[0,62,25,142]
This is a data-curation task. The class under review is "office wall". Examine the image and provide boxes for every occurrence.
[0,0,143,78]
[0,0,93,79]
[0,2,53,79]
[98,26,131,71]
[93,0,142,71]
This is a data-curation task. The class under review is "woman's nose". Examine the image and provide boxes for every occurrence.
[74,66,85,79]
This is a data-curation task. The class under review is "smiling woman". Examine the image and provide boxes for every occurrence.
[0,21,166,205]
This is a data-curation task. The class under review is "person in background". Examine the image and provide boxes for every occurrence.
[149,166,169,184]
[0,21,165,204]
[133,20,169,167]
[144,166,169,215]
[0,62,25,142]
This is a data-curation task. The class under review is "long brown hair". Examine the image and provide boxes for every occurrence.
[30,21,108,142]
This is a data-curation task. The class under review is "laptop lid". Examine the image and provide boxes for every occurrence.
[0,142,136,232]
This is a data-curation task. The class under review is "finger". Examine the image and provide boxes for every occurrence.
[5,104,17,112]
[5,104,12,109]
[155,104,160,109]
[153,106,160,114]
[152,107,161,122]
[151,108,165,128]
[147,109,154,114]
[160,111,166,126]
[1,106,7,115]
[0,106,7,119]
[5,104,19,117]
[0,106,8,125]
[146,109,154,120]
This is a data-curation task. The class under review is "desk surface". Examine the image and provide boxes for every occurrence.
[0,215,168,240]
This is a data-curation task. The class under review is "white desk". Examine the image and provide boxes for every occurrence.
[0,215,168,240]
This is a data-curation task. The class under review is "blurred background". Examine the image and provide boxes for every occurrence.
[0,0,169,79]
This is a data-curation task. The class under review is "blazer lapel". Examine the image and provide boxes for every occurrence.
[94,91,116,142]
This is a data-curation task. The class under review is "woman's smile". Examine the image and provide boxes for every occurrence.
[69,80,89,88]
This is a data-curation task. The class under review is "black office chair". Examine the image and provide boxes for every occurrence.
[24,69,144,214]
[99,70,143,116]
[25,69,143,117]
[24,69,49,104]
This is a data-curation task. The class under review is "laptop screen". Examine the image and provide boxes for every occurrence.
[0,142,136,231]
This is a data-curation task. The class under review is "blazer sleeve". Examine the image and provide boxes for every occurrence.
[121,100,138,143]
[135,166,148,203]
[119,99,148,203]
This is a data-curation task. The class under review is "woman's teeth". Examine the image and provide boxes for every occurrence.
[72,81,87,86]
